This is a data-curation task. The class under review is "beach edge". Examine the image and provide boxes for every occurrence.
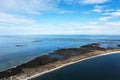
[26,51,120,80]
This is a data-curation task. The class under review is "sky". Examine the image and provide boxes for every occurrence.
[0,0,120,35]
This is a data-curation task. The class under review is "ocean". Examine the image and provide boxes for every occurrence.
[0,35,120,71]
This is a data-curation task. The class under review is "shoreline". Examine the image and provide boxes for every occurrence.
[0,43,120,80]
[26,51,120,80]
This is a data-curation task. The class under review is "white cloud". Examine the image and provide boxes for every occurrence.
[92,5,105,12]
[49,23,106,34]
[89,22,99,25]
[63,0,110,5]
[99,16,112,21]
[0,0,60,14]
[63,0,74,4]
[79,0,110,4]
[106,10,120,17]
[54,10,74,14]
[1,21,120,35]
[55,22,120,35]
[104,9,114,12]
[105,22,120,26]
[0,26,43,35]
[99,9,120,21]
[0,0,112,15]
[0,13,36,24]
[0,0,76,14]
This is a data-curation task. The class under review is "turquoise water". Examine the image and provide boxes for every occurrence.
[33,52,120,80]
[0,35,120,71]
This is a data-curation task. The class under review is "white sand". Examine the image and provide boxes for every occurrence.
[24,51,120,80]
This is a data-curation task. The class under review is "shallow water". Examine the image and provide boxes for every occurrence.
[0,35,120,71]
[33,52,120,80]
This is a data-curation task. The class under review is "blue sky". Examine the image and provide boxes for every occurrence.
[0,0,120,35]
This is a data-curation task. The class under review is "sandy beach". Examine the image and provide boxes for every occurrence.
[26,50,120,80]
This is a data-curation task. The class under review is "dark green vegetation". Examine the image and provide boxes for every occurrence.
[0,43,115,79]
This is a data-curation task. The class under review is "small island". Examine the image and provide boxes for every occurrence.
[0,43,120,80]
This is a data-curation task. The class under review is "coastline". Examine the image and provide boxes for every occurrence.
[26,50,120,80]
[0,43,120,80]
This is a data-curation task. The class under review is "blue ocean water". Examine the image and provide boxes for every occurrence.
[0,35,120,71]
[33,52,120,80]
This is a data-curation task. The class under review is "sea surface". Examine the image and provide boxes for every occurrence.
[0,35,120,71]
[33,52,120,80]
